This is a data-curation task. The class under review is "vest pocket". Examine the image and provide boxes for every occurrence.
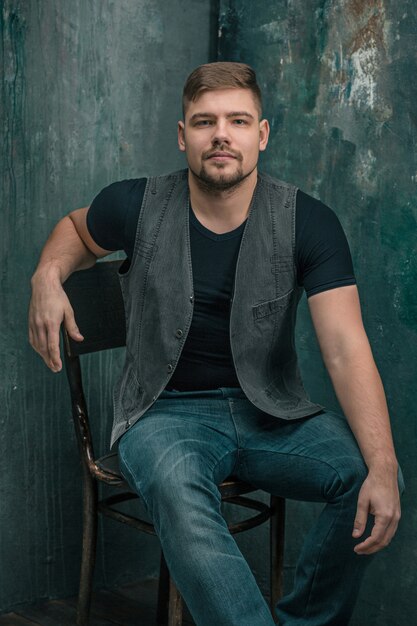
[252,290,294,321]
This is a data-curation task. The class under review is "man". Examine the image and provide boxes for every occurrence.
[29,62,402,625]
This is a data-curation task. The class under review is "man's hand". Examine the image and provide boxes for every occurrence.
[352,465,401,555]
[28,209,112,370]
[29,268,84,372]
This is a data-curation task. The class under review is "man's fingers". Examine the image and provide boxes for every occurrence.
[354,517,387,554]
[352,495,369,539]
[64,307,84,342]
[30,305,84,373]
[47,331,62,372]
[30,314,61,371]
[29,322,60,371]
[30,323,47,358]
[28,327,36,352]
[41,319,62,371]
[354,517,398,555]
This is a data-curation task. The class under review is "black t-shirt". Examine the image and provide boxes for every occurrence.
[87,178,356,390]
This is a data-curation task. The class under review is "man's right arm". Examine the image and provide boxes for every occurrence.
[29,207,112,372]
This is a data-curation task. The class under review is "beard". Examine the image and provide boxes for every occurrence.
[196,164,246,191]
[189,146,255,193]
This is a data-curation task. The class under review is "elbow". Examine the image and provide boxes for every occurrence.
[321,334,375,376]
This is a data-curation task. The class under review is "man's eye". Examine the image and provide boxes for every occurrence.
[233,119,247,125]
[195,120,212,126]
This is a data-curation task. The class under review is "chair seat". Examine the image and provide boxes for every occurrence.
[96,451,123,478]
[96,452,276,542]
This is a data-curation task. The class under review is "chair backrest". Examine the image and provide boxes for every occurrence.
[63,260,126,356]
[62,261,126,482]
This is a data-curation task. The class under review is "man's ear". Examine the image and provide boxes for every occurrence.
[178,121,186,152]
[259,119,270,152]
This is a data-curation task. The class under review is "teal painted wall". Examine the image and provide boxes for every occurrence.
[219,1,416,624]
[0,0,216,612]
[2,0,416,621]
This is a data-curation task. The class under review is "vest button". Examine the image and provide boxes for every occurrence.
[175,329,183,338]
[167,364,173,373]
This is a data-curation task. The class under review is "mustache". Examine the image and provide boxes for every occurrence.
[203,145,243,161]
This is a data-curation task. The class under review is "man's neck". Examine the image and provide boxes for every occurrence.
[187,169,258,234]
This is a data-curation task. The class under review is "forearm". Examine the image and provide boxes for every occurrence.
[324,342,398,472]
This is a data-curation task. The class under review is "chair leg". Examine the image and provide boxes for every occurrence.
[156,551,183,626]
[270,496,286,620]
[77,474,98,626]
[157,552,170,625]
[168,576,183,626]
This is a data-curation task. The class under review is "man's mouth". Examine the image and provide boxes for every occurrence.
[205,151,238,160]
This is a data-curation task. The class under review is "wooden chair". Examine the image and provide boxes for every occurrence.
[62,260,286,626]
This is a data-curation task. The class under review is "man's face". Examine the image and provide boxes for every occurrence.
[178,88,269,192]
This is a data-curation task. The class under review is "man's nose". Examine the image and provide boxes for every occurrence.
[212,121,230,145]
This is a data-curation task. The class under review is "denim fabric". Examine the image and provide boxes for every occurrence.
[110,170,322,447]
[118,389,376,626]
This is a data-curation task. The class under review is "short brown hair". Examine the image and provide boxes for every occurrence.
[182,62,262,117]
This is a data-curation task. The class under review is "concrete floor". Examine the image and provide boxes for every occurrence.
[0,579,195,626]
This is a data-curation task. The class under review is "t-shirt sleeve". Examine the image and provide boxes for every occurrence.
[86,178,146,258]
[296,190,356,298]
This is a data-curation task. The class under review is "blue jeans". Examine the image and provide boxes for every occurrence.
[118,388,373,625]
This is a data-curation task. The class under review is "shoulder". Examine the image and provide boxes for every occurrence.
[87,178,147,255]
[296,189,346,241]
[92,178,147,206]
[296,189,338,215]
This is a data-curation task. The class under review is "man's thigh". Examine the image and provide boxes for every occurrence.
[232,404,367,502]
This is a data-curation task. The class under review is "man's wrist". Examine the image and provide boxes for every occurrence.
[366,453,398,474]
[31,261,66,288]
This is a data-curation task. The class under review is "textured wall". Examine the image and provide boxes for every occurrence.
[219,1,416,624]
[0,0,216,612]
[2,0,416,620]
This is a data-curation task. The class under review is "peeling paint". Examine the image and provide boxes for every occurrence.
[355,147,377,193]
[257,19,288,45]
[349,44,380,108]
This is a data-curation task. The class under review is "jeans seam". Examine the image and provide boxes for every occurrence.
[240,448,356,494]
[302,492,346,620]
[227,398,242,476]
[211,449,239,487]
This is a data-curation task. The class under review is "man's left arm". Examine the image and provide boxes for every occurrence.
[308,284,401,555]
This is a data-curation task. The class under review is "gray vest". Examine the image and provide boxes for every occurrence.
[111,169,322,447]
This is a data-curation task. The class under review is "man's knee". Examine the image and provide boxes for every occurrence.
[325,456,368,501]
